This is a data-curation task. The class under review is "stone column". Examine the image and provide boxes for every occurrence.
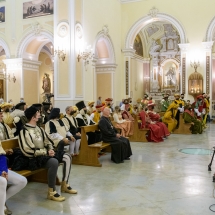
[178,43,190,94]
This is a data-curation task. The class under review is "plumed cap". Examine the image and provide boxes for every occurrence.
[24,106,38,120]
[197,95,203,99]
[15,102,26,110]
[72,106,78,111]
[1,102,13,108]
[105,98,112,102]
[75,101,86,111]
[88,101,95,106]
[96,104,103,109]
[174,94,180,98]
[49,108,60,120]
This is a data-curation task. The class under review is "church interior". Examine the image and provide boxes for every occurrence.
[1,0,215,214]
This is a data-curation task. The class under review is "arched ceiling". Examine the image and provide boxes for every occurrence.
[134,21,180,57]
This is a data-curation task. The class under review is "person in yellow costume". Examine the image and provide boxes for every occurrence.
[1,102,14,124]
[172,94,184,128]
[90,104,103,123]
[202,93,210,126]
[162,102,178,132]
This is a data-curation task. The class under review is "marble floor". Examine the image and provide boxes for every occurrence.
[7,124,215,215]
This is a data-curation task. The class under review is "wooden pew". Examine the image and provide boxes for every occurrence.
[129,115,149,142]
[173,113,192,134]
[72,124,111,167]
[2,138,60,184]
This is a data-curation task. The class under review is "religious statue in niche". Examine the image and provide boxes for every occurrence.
[42,73,51,94]
[165,67,176,86]
[133,34,143,57]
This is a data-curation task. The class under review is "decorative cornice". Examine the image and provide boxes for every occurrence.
[23,59,42,71]
[96,63,117,72]
[202,41,214,51]
[178,43,190,52]
[3,58,41,71]
[133,54,150,62]
[122,48,136,57]
[120,0,142,3]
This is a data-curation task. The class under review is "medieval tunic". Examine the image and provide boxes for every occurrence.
[113,112,133,137]
[98,116,132,163]
[0,122,14,140]
[76,113,101,145]
[183,109,203,134]
[62,114,81,140]
[162,103,178,133]
[147,110,170,138]
[89,111,101,124]
[139,111,163,142]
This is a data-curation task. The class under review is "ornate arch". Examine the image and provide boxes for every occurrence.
[206,16,215,41]
[125,12,187,49]
[93,25,116,64]
[17,28,53,59]
[0,38,10,58]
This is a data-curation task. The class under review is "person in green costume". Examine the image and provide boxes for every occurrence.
[183,104,203,134]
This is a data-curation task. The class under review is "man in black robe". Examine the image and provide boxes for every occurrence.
[99,107,132,164]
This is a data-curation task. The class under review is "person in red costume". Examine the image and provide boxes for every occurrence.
[138,106,164,142]
[146,101,170,138]
[121,99,134,121]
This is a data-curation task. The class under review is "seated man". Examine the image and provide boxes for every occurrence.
[98,107,132,164]
[160,94,170,112]
[19,106,77,202]
[162,102,178,133]
[10,102,28,136]
[0,132,27,215]
[89,104,103,124]
[87,101,95,115]
[46,107,80,156]
[183,104,203,134]
[1,102,14,125]
[42,102,53,124]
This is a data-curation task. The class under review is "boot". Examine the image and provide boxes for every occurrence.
[47,188,65,202]
[61,181,77,194]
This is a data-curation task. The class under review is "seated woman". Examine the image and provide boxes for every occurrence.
[139,107,163,142]
[146,102,170,138]
[19,106,77,202]
[0,142,27,215]
[183,104,203,134]
[113,106,133,137]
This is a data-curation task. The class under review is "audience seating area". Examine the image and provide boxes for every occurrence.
[72,124,111,167]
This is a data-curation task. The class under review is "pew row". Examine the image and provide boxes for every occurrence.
[129,115,149,142]
[72,124,111,167]
[2,138,60,184]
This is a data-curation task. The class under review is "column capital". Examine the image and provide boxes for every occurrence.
[3,58,23,70]
[178,43,190,52]
[202,41,214,51]
[122,48,136,57]
[23,59,41,71]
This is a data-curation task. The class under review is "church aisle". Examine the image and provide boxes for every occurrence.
[6,124,215,215]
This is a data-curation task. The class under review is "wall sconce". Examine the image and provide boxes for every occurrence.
[51,46,66,61]
[77,45,94,66]
[3,69,16,83]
